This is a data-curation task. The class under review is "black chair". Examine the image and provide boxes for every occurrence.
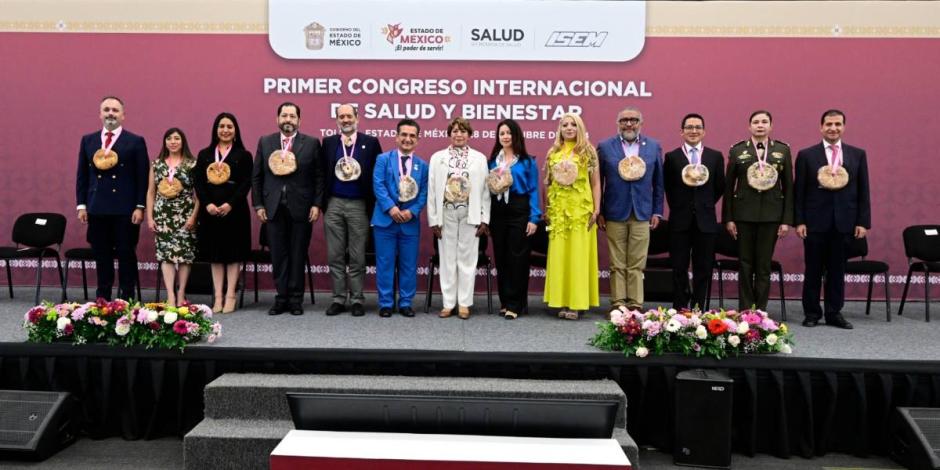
[424,234,494,315]
[710,229,787,321]
[528,220,549,269]
[241,226,315,306]
[843,236,891,321]
[898,225,940,322]
[643,219,674,304]
[0,213,67,304]
[64,247,142,301]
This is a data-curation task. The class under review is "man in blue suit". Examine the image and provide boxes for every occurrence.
[795,109,871,329]
[372,119,429,317]
[76,96,149,300]
[597,107,664,310]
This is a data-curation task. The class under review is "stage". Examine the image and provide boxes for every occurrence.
[1,286,939,460]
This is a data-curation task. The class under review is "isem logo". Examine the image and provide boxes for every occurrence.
[545,31,608,47]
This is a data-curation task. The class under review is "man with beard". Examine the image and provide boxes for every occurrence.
[76,96,149,300]
[596,106,664,311]
[252,102,324,316]
[320,104,382,317]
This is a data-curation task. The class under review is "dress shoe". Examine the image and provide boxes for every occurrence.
[350,303,365,317]
[325,303,346,316]
[801,318,819,327]
[289,304,304,316]
[268,303,287,316]
[399,306,415,318]
[439,308,453,318]
[458,307,471,320]
[379,307,393,318]
[826,314,854,330]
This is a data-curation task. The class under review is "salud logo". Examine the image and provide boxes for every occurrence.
[545,31,608,47]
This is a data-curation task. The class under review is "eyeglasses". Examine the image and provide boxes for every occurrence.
[682,125,705,131]
[618,117,641,125]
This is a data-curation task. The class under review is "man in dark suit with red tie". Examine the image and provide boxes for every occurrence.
[794,109,871,329]
[663,114,726,310]
[75,96,149,300]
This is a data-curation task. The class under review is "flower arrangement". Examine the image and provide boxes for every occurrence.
[23,298,222,351]
[590,306,793,360]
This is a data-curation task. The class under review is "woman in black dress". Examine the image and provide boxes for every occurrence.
[194,112,252,313]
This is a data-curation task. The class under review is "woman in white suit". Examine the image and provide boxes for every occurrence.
[428,117,491,319]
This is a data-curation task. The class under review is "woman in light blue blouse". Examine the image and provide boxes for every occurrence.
[487,119,541,319]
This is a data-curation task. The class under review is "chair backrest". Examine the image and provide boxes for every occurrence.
[845,236,868,260]
[902,225,940,262]
[715,229,740,258]
[12,213,67,248]
[530,221,549,255]
[478,233,488,254]
[647,219,670,256]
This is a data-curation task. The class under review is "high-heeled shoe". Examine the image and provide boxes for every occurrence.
[212,298,223,314]
[222,295,237,313]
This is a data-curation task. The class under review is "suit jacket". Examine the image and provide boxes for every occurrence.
[722,139,794,225]
[663,145,726,233]
[794,142,871,233]
[321,131,382,212]
[251,132,324,221]
[427,146,491,227]
[371,150,429,235]
[597,134,664,221]
[76,129,149,215]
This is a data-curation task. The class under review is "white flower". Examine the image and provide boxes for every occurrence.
[728,335,741,347]
[689,315,702,327]
[695,325,707,339]
[56,317,71,331]
[667,308,677,315]
[766,333,778,346]
[736,321,750,334]
[665,318,682,333]
[144,308,159,323]
[163,311,178,324]
[115,322,130,336]
[780,343,792,354]
[635,347,649,358]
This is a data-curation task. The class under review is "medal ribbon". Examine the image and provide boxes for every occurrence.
[100,131,118,154]
[341,133,357,165]
[166,157,180,182]
[397,151,412,180]
[214,144,232,172]
[281,135,294,153]
[754,140,768,172]
[682,145,701,166]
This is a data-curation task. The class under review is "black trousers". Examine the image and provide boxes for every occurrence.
[267,203,312,306]
[669,224,716,310]
[802,228,852,321]
[87,214,140,300]
[490,194,531,313]
[736,221,779,310]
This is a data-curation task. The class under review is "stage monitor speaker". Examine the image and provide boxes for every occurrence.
[674,369,733,469]
[890,407,940,470]
[0,390,77,461]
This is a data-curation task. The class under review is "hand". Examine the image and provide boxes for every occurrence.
[309,206,320,223]
[256,208,268,223]
[77,209,88,225]
[389,206,404,223]
[650,215,661,230]
[726,222,738,240]
[525,222,537,237]
[184,216,197,232]
[432,225,443,239]
[206,203,219,216]
[854,226,868,239]
[796,224,808,239]
[131,208,144,225]
[475,223,489,237]
[777,224,790,238]
[400,209,413,223]
[597,214,606,231]
[217,203,232,217]
[146,216,156,232]
[587,211,600,230]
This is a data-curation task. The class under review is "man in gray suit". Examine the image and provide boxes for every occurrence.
[252,102,324,316]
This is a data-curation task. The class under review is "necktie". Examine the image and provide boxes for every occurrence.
[690,147,698,165]
[829,144,840,167]
[401,155,410,167]
[105,131,114,148]
[282,138,288,149]
[756,142,765,158]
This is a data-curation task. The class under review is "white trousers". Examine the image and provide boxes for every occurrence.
[438,205,479,309]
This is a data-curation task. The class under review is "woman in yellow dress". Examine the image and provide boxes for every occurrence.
[543,113,600,320]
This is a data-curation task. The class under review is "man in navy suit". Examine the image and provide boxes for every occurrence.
[75,96,149,300]
[663,114,726,310]
[321,104,382,317]
[371,119,428,317]
[795,109,871,329]
[597,107,664,310]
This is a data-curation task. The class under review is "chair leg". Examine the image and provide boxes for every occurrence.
[899,265,914,316]
[5,260,13,298]
[56,256,66,303]
[155,264,162,302]
[717,267,725,310]
[253,262,259,303]
[307,259,315,305]
[238,262,246,309]
[34,254,44,305]
[926,268,931,323]
[64,258,71,300]
[884,275,892,322]
[776,268,786,322]
[486,263,493,315]
[135,269,142,302]
[425,259,434,313]
[80,260,88,300]
[865,275,874,316]
[705,271,713,311]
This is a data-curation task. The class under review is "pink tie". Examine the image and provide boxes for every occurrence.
[829,144,840,168]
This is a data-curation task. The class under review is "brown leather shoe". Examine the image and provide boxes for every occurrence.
[439,308,453,318]
[458,307,470,320]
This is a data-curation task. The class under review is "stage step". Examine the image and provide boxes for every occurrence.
[184,374,639,469]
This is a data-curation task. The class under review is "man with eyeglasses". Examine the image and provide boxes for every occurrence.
[597,107,664,312]
[663,114,726,310]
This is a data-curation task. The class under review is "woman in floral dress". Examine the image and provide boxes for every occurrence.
[146,127,199,306]
[543,113,600,320]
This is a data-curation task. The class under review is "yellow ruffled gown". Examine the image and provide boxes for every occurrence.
[543,142,600,310]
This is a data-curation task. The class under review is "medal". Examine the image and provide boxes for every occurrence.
[551,149,578,186]
[444,175,470,203]
[269,135,297,175]
[207,145,232,185]
[397,152,418,202]
[334,135,361,182]
[746,142,778,191]
[817,145,848,190]
[681,146,709,187]
[618,139,646,181]
[93,132,119,170]
[158,157,184,198]
[487,151,515,195]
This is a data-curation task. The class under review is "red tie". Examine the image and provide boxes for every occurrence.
[105,131,114,148]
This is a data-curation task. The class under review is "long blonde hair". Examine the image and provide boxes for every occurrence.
[546,113,597,170]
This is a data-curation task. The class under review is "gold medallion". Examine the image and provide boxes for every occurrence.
[618,155,646,181]
[443,175,470,203]
[157,177,183,199]
[334,157,361,182]
[486,168,514,194]
[817,165,849,190]
[551,160,578,186]
[206,162,231,185]
[93,149,119,171]
[746,162,778,191]
[398,175,418,202]
[268,150,297,176]
[681,164,710,187]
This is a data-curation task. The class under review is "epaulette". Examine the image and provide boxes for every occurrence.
[771,139,789,147]
[729,140,749,150]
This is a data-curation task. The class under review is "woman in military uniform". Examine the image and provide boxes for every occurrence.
[721,110,793,311]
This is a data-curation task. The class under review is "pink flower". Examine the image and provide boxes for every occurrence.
[742,312,763,325]
[745,329,761,342]
[642,319,662,337]
[26,306,44,324]
[760,318,779,331]
[211,322,222,335]
[722,318,737,332]
[173,320,189,335]
[207,334,217,344]
[63,323,73,336]
[71,305,87,321]
[186,321,200,334]
[609,309,626,326]
[55,304,71,317]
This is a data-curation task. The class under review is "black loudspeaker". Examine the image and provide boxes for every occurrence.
[674,369,733,468]
[890,407,940,470]
[0,390,78,461]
